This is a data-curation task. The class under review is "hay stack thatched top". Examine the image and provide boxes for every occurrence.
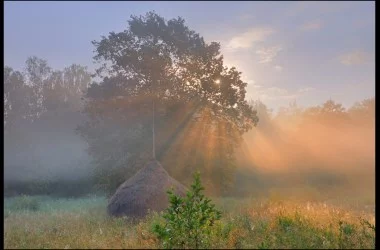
[107,160,187,218]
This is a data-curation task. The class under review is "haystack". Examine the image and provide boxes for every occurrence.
[107,160,187,218]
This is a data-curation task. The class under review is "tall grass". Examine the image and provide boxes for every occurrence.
[4,195,375,249]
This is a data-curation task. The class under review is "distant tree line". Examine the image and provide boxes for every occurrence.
[4,56,91,132]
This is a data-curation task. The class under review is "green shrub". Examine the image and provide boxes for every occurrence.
[153,172,222,249]
[11,195,40,211]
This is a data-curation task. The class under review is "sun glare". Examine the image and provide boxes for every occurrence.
[215,79,221,84]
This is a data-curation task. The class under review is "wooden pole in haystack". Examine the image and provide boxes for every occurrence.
[152,99,156,160]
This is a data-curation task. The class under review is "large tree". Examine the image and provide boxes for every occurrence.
[79,12,258,195]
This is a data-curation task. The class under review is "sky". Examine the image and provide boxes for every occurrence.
[4,1,375,112]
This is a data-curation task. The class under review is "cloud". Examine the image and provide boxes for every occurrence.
[300,20,323,31]
[298,87,315,93]
[256,87,298,101]
[274,65,283,71]
[266,87,289,96]
[223,58,243,69]
[227,27,275,49]
[250,85,315,101]
[246,79,262,89]
[339,50,370,65]
[256,46,282,64]
[287,1,354,17]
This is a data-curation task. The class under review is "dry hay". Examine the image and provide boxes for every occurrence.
[107,160,187,218]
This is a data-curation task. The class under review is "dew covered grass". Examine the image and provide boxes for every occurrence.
[4,195,375,249]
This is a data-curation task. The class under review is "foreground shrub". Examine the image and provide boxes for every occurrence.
[153,172,222,249]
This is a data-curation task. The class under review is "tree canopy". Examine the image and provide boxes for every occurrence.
[88,12,257,131]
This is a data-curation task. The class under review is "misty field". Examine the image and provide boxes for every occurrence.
[4,195,375,249]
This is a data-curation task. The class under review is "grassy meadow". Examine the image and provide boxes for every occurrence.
[4,194,375,249]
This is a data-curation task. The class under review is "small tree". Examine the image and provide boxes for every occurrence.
[153,172,222,249]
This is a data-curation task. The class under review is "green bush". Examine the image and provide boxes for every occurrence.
[10,195,40,211]
[153,172,222,249]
